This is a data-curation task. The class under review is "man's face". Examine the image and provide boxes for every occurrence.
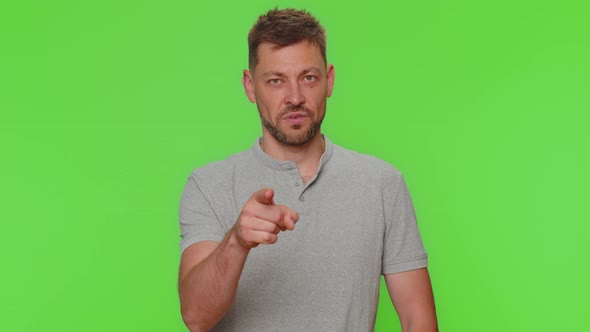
[243,41,335,146]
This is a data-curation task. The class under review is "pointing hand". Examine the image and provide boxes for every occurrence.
[232,188,299,249]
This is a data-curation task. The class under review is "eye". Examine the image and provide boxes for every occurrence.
[303,75,317,83]
[268,78,282,86]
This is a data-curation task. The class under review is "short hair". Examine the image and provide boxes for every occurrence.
[248,8,327,70]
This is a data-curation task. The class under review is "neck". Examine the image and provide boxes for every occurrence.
[261,132,325,181]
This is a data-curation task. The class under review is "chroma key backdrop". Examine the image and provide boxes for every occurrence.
[1,0,588,331]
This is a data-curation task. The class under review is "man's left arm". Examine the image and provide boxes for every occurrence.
[385,267,438,332]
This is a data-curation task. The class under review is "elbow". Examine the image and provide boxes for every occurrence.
[402,316,438,332]
[181,304,208,332]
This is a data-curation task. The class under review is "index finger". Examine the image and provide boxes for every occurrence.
[279,206,299,231]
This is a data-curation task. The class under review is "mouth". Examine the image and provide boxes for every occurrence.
[282,112,309,125]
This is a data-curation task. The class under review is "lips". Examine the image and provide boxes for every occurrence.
[282,112,308,119]
[282,112,309,125]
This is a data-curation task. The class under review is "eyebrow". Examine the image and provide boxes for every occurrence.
[262,71,286,78]
[261,67,323,78]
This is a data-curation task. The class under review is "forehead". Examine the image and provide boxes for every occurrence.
[254,41,325,75]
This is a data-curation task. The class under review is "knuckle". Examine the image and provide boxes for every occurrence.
[270,206,282,221]
[239,215,251,226]
[263,233,277,244]
[237,217,249,231]
[241,204,255,216]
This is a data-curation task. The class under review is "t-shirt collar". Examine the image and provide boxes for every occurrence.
[251,134,334,173]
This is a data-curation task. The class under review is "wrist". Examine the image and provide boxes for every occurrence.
[226,226,252,255]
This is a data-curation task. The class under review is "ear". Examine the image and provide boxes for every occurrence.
[242,69,257,103]
[326,64,335,98]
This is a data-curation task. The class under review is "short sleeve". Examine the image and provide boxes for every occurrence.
[179,173,226,253]
[382,175,428,275]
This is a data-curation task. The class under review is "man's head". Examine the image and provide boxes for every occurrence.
[243,8,335,147]
[247,8,327,71]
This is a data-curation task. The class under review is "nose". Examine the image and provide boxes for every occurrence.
[285,83,305,106]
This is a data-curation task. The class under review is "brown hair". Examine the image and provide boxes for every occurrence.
[248,8,327,70]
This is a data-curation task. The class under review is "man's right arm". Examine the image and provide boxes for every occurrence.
[178,232,248,332]
[178,188,298,332]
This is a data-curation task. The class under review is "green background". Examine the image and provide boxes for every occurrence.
[1,0,588,331]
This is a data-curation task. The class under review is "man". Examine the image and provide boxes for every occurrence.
[178,8,437,332]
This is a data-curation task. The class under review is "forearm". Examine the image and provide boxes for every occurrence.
[399,290,438,332]
[179,230,249,332]
[399,288,437,332]
[386,269,438,332]
[402,318,438,332]
[400,283,438,332]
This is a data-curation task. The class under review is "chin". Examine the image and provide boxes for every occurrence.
[284,131,319,146]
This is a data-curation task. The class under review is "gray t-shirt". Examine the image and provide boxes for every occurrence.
[179,137,427,331]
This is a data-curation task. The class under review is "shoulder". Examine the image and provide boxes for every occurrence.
[330,144,403,181]
[325,143,411,210]
[188,148,253,189]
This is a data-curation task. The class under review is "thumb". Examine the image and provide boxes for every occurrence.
[253,187,275,205]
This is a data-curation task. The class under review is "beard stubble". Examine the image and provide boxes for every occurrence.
[260,104,323,146]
